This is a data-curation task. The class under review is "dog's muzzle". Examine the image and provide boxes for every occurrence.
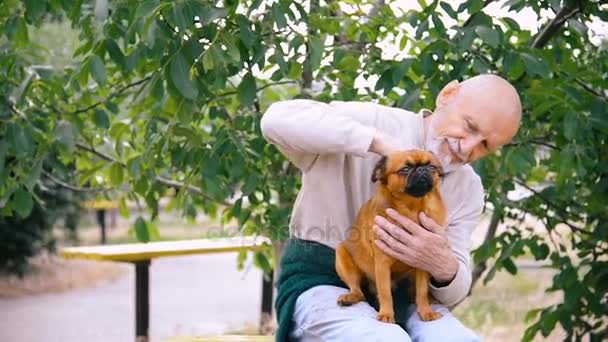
[404,167,434,197]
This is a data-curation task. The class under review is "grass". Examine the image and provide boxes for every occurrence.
[454,268,564,341]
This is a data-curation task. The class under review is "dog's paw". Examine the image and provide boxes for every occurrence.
[377,311,396,324]
[417,309,442,321]
[337,292,364,306]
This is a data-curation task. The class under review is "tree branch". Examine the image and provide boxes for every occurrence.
[515,180,589,234]
[532,3,582,48]
[75,143,231,206]
[72,75,153,115]
[302,0,319,96]
[76,143,122,165]
[574,78,608,101]
[469,209,501,294]
[216,80,297,99]
[43,170,111,193]
[505,137,560,150]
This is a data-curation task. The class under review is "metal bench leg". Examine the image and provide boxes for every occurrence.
[259,270,274,334]
[135,260,150,342]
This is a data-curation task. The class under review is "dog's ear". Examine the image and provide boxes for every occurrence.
[371,156,387,183]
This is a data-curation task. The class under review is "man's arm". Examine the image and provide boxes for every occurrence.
[428,175,484,306]
[260,99,396,171]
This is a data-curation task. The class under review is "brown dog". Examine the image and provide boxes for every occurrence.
[335,150,447,323]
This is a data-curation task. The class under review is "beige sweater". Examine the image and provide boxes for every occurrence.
[260,99,485,306]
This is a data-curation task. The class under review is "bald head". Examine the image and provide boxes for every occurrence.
[423,74,523,172]
[458,74,522,126]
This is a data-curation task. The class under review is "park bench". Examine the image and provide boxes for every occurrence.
[60,236,274,342]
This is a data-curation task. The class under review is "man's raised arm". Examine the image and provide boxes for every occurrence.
[261,99,395,171]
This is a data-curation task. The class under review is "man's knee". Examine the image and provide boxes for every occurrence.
[406,305,479,342]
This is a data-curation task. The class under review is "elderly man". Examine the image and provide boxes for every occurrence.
[262,74,522,341]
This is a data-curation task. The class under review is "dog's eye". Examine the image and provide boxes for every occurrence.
[398,167,410,175]
[428,165,437,172]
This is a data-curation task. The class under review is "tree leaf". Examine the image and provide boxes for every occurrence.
[253,251,272,274]
[199,5,228,25]
[563,112,578,140]
[440,2,458,19]
[109,162,124,186]
[119,197,130,219]
[105,39,126,70]
[7,17,29,46]
[13,188,34,218]
[221,33,240,62]
[93,109,110,129]
[0,143,6,184]
[171,3,188,30]
[55,120,76,153]
[309,36,324,70]
[170,52,199,100]
[501,17,521,31]
[432,14,446,35]
[24,0,46,23]
[237,73,256,106]
[147,220,161,241]
[7,123,34,158]
[503,52,525,79]
[134,217,150,242]
[467,0,485,13]
[475,26,500,47]
[272,3,287,29]
[521,53,551,78]
[135,0,160,18]
[202,46,216,70]
[89,55,107,86]
[25,159,42,191]
[241,173,257,195]
[502,258,518,275]
[237,15,255,48]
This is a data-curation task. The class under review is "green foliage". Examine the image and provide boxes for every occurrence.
[0,0,606,339]
[0,178,83,275]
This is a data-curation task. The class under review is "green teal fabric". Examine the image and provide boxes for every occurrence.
[274,238,412,342]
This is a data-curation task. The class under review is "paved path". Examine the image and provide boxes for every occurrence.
[0,253,263,342]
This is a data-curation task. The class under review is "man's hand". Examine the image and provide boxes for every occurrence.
[369,130,400,156]
[373,208,459,285]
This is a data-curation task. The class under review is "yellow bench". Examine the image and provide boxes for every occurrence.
[60,236,272,342]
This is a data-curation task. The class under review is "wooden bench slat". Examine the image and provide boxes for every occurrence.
[60,236,270,262]
[166,336,274,342]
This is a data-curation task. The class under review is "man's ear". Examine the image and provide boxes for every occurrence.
[436,80,460,109]
[371,156,387,183]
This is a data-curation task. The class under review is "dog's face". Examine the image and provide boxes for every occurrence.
[372,150,444,198]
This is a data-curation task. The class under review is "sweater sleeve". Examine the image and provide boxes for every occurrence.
[430,173,485,306]
[260,99,378,171]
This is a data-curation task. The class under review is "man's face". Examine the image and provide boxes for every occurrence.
[424,80,521,173]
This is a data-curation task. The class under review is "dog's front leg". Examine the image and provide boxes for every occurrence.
[375,258,395,323]
[415,269,442,321]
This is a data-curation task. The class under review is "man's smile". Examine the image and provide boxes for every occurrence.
[445,138,464,164]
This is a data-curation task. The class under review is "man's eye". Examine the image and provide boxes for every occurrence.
[465,120,473,131]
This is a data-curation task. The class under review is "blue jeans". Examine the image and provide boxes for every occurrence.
[291,285,480,341]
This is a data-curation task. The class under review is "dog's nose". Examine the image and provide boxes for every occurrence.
[412,166,427,176]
